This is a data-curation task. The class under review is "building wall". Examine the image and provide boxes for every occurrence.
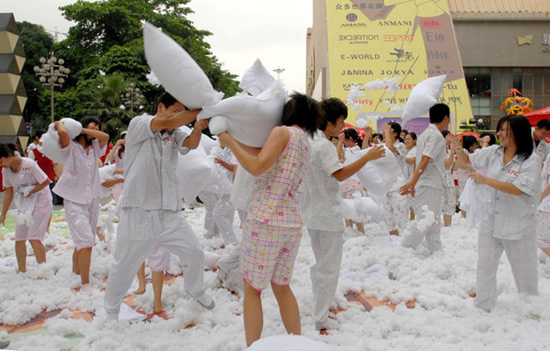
[454,20,550,67]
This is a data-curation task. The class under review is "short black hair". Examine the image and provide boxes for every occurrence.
[429,103,450,124]
[462,135,477,150]
[281,93,323,137]
[319,98,347,131]
[80,117,101,129]
[479,132,496,146]
[496,115,534,160]
[409,132,417,141]
[441,130,450,138]
[33,129,46,140]
[156,92,179,110]
[0,143,16,158]
[536,119,550,130]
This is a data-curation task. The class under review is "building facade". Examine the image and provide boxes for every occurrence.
[307,0,550,130]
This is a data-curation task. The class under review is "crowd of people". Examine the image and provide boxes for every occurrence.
[1,92,549,348]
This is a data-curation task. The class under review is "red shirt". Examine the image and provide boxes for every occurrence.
[32,148,56,181]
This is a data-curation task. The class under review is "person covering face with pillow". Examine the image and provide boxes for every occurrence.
[104,93,214,322]
[53,117,109,288]
[456,115,540,312]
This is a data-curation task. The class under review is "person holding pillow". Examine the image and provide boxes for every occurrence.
[456,115,540,311]
[382,121,409,238]
[399,103,450,254]
[0,143,52,273]
[53,117,109,288]
[303,98,385,331]
[218,93,322,347]
[104,93,213,322]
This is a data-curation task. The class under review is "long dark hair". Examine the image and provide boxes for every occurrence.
[496,115,534,160]
[343,128,362,148]
[281,93,323,137]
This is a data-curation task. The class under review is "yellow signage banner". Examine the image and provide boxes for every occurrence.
[326,0,473,132]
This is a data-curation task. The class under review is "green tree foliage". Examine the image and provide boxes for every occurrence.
[20,0,240,134]
[17,21,54,129]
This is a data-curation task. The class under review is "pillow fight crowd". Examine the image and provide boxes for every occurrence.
[1,91,549,347]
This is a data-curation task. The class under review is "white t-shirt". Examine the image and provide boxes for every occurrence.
[2,157,51,208]
[470,145,541,239]
[302,130,345,232]
[415,124,446,190]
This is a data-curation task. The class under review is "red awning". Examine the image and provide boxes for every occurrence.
[523,105,550,126]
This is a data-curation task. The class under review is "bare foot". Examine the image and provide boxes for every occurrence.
[154,301,163,314]
[133,287,146,295]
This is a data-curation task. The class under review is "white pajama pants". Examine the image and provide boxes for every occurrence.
[401,186,442,253]
[307,228,344,327]
[104,208,205,317]
[200,190,219,237]
[213,194,238,246]
[475,229,538,311]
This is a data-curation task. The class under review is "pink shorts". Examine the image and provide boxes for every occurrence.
[147,245,170,272]
[64,199,99,251]
[240,219,302,290]
[15,201,52,242]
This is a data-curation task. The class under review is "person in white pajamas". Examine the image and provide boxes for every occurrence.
[399,103,450,254]
[104,93,214,322]
[456,114,540,312]
[303,98,385,330]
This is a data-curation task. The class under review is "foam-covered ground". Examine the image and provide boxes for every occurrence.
[1,202,549,350]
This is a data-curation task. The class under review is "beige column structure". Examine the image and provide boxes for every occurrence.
[0,13,28,150]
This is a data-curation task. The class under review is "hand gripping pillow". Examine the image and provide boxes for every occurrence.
[98,164,117,198]
[176,127,219,205]
[143,22,223,109]
[238,59,275,97]
[197,81,286,147]
[401,75,446,126]
[40,118,82,164]
[349,146,398,203]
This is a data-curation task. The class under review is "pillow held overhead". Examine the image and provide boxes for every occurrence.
[143,22,223,109]
[401,75,446,126]
[238,59,275,97]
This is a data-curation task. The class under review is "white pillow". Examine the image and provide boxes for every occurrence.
[176,127,219,205]
[60,117,82,139]
[40,118,82,164]
[401,75,446,125]
[349,146,398,203]
[238,59,275,96]
[98,164,117,198]
[197,81,286,147]
[143,22,223,109]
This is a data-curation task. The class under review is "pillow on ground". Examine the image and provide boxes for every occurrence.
[198,81,286,147]
[143,22,223,109]
[401,75,446,125]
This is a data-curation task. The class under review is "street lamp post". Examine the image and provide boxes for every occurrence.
[273,67,285,80]
[120,83,145,113]
[33,55,70,123]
